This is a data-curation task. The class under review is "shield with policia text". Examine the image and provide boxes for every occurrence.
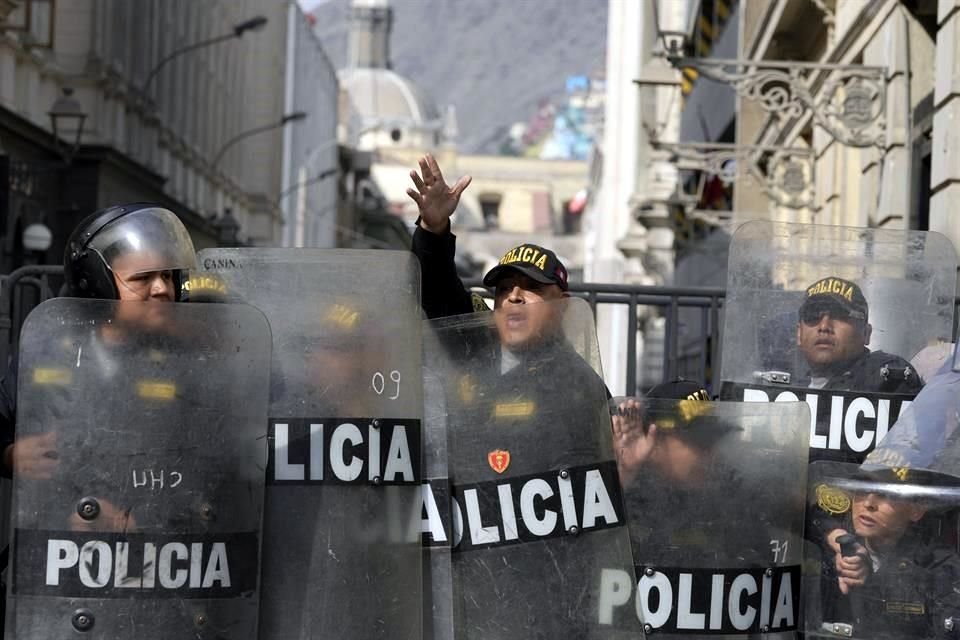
[803,458,960,640]
[7,298,271,639]
[610,398,809,637]
[198,249,423,640]
[422,296,643,640]
[718,221,957,464]
[422,325,455,640]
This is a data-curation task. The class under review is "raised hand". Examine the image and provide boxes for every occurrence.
[611,397,655,484]
[406,153,472,234]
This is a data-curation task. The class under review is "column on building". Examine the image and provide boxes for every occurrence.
[583,0,646,395]
[931,0,960,246]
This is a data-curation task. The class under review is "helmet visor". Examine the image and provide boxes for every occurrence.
[90,207,197,277]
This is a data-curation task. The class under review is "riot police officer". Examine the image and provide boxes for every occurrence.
[0,203,196,476]
[815,470,960,639]
[0,203,200,632]
[795,276,921,393]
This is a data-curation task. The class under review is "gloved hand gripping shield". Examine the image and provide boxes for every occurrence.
[803,459,960,640]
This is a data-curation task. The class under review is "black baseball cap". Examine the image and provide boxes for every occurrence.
[483,243,569,291]
[646,378,710,401]
[642,379,739,445]
[799,276,869,323]
[644,379,712,431]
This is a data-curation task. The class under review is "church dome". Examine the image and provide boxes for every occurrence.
[339,67,440,127]
[339,67,445,150]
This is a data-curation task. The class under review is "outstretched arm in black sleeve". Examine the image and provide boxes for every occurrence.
[407,153,475,319]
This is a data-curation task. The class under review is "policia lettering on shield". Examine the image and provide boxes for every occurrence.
[795,277,920,394]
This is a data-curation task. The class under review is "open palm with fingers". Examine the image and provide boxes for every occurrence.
[612,397,655,484]
[406,153,472,233]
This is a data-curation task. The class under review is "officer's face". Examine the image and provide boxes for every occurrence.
[111,252,175,302]
[796,303,870,373]
[851,492,926,550]
[493,273,566,350]
[108,252,176,334]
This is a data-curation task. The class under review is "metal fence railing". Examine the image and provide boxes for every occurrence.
[0,266,957,394]
[0,265,64,367]
[0,268,727,390]
[467,279,727,392]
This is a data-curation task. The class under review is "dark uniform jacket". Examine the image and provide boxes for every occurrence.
[445,332,611,474]
[437,326,629,639]
[625,464,772,567]
[799,348,923,395]
[819,523,960,639]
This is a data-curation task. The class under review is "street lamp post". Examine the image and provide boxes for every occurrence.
[142,15,268,96]
[276,168,338,205]
[48,87,87,165]
[212,111,307,172]
[210,112,307,240]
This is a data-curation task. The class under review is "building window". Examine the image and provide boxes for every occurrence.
[909,91,933,231]
[478,192,501,229]
[3,0,56,49]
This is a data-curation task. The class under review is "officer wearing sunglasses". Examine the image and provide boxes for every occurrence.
[795,276,921,394]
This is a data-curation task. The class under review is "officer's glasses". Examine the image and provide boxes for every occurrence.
[799,303,863,327]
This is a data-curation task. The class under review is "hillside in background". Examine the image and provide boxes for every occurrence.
[309,0,607,154]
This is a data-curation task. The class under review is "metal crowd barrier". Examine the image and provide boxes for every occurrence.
[0,266,956,393]
[467,279,726,392]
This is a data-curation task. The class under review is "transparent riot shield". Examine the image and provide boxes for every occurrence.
[7,298,271,639]
[197,249,423,640]
[423,297,642,640]
[611,399,809,637]
[718,221,957,464]
[422,326,455,640]
[803,460,960,640]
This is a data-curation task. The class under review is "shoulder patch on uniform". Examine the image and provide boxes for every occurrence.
[471,292,491,312]
[815,483,851,515]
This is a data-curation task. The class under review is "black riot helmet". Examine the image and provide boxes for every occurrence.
[64,203,197,300]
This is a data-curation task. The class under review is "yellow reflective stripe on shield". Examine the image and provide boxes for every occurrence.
[494,401,535,419]
[137,380,177,400]
[32,367,72,386]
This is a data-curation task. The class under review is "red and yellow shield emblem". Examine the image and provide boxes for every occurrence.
[487,449,510,474]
